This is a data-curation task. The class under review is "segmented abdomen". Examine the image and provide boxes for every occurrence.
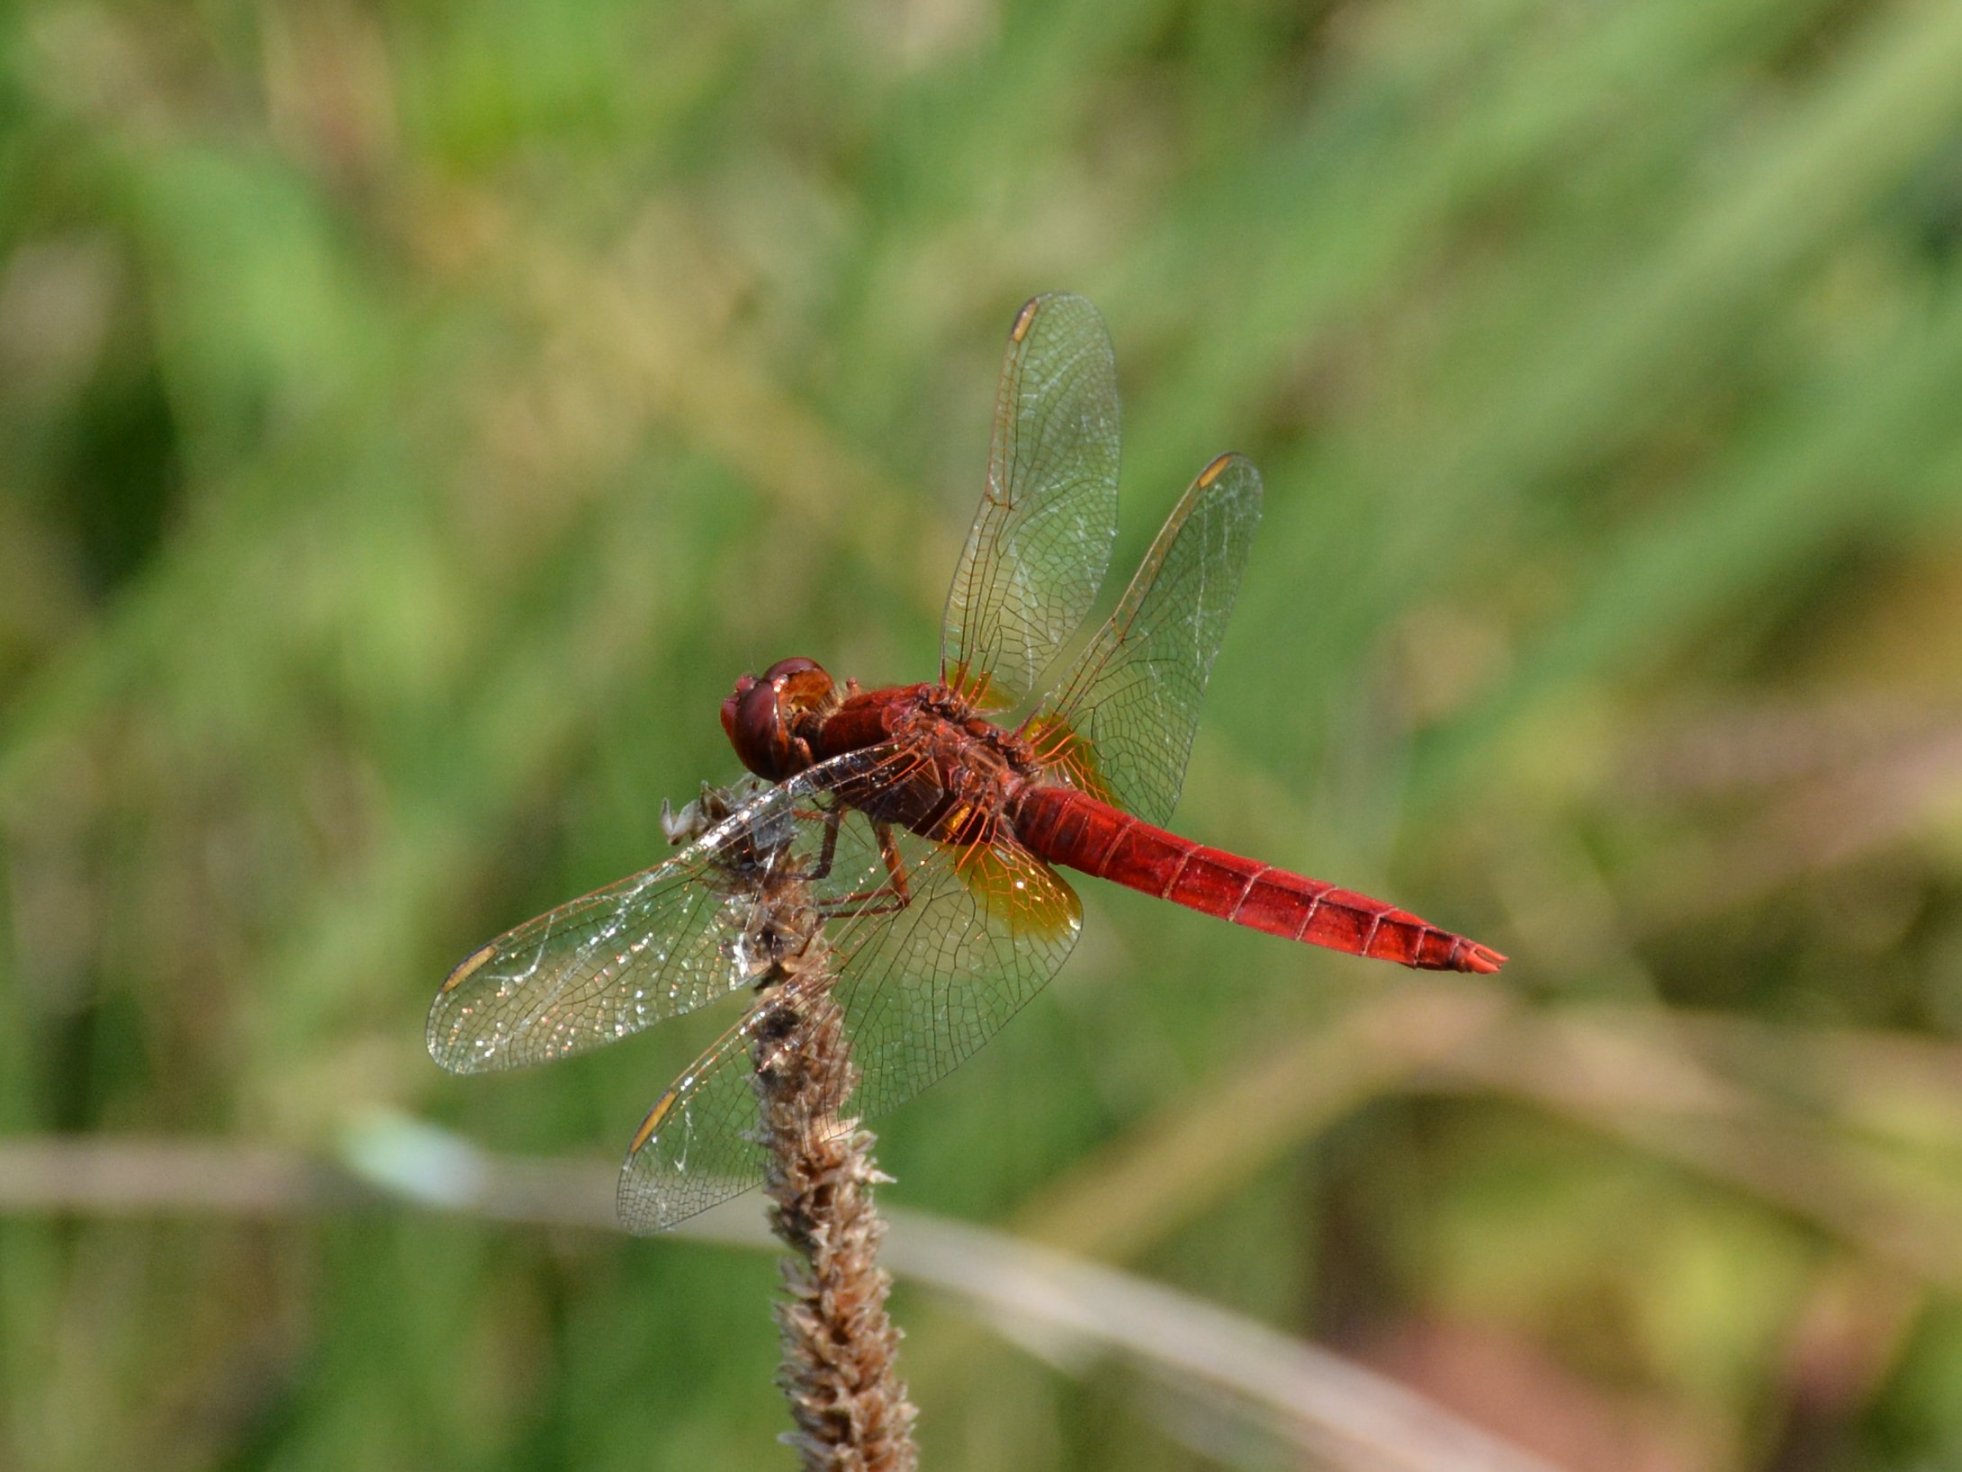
[1012,785,1503,974]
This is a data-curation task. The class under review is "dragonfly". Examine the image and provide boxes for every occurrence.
[429,293,1505,1233]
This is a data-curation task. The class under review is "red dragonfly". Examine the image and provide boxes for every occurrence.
[429,293,1503,1232]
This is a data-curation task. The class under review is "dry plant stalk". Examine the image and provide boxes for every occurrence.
[713,793,915,1471]
[750,966,919,1470]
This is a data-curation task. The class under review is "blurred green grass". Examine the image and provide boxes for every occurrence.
[5,0,1962,1468]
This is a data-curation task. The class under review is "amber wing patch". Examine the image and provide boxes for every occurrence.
[953,839,1081,942]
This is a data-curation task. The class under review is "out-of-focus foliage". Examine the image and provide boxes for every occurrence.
[5,0,1962,1468]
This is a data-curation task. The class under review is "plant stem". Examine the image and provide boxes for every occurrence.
[746,881,919,1469]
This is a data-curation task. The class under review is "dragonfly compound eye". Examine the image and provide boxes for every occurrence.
[723,673,791,781]
[722,660,835,781]
[720,674,757,746]
[768,659,835,719]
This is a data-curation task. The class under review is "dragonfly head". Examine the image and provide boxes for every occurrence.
[721,657,837,781]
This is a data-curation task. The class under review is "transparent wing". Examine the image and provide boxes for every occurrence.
[1026,453,1263,826]
[614,1007,783,1233]
[427,750,917,1074]
[827,826,1080,1120]
[941,293,1121,710]
[618,818,1081,1234]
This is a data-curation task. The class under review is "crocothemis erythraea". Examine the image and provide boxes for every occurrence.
[429,293,1504,1232]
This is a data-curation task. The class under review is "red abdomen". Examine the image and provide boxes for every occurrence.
[1012,786,1503,974]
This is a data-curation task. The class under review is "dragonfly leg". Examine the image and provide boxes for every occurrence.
[818,822,913,919]
[806,804,846,881]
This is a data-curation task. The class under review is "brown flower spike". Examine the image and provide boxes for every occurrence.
[669,781,919,1470]
[751,968,919,1472]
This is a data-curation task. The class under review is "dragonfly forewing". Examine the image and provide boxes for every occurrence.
[941,292,1121,710]
[427,750,907,1075]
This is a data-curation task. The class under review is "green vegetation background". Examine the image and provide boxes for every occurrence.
[6,1,1962,1468]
